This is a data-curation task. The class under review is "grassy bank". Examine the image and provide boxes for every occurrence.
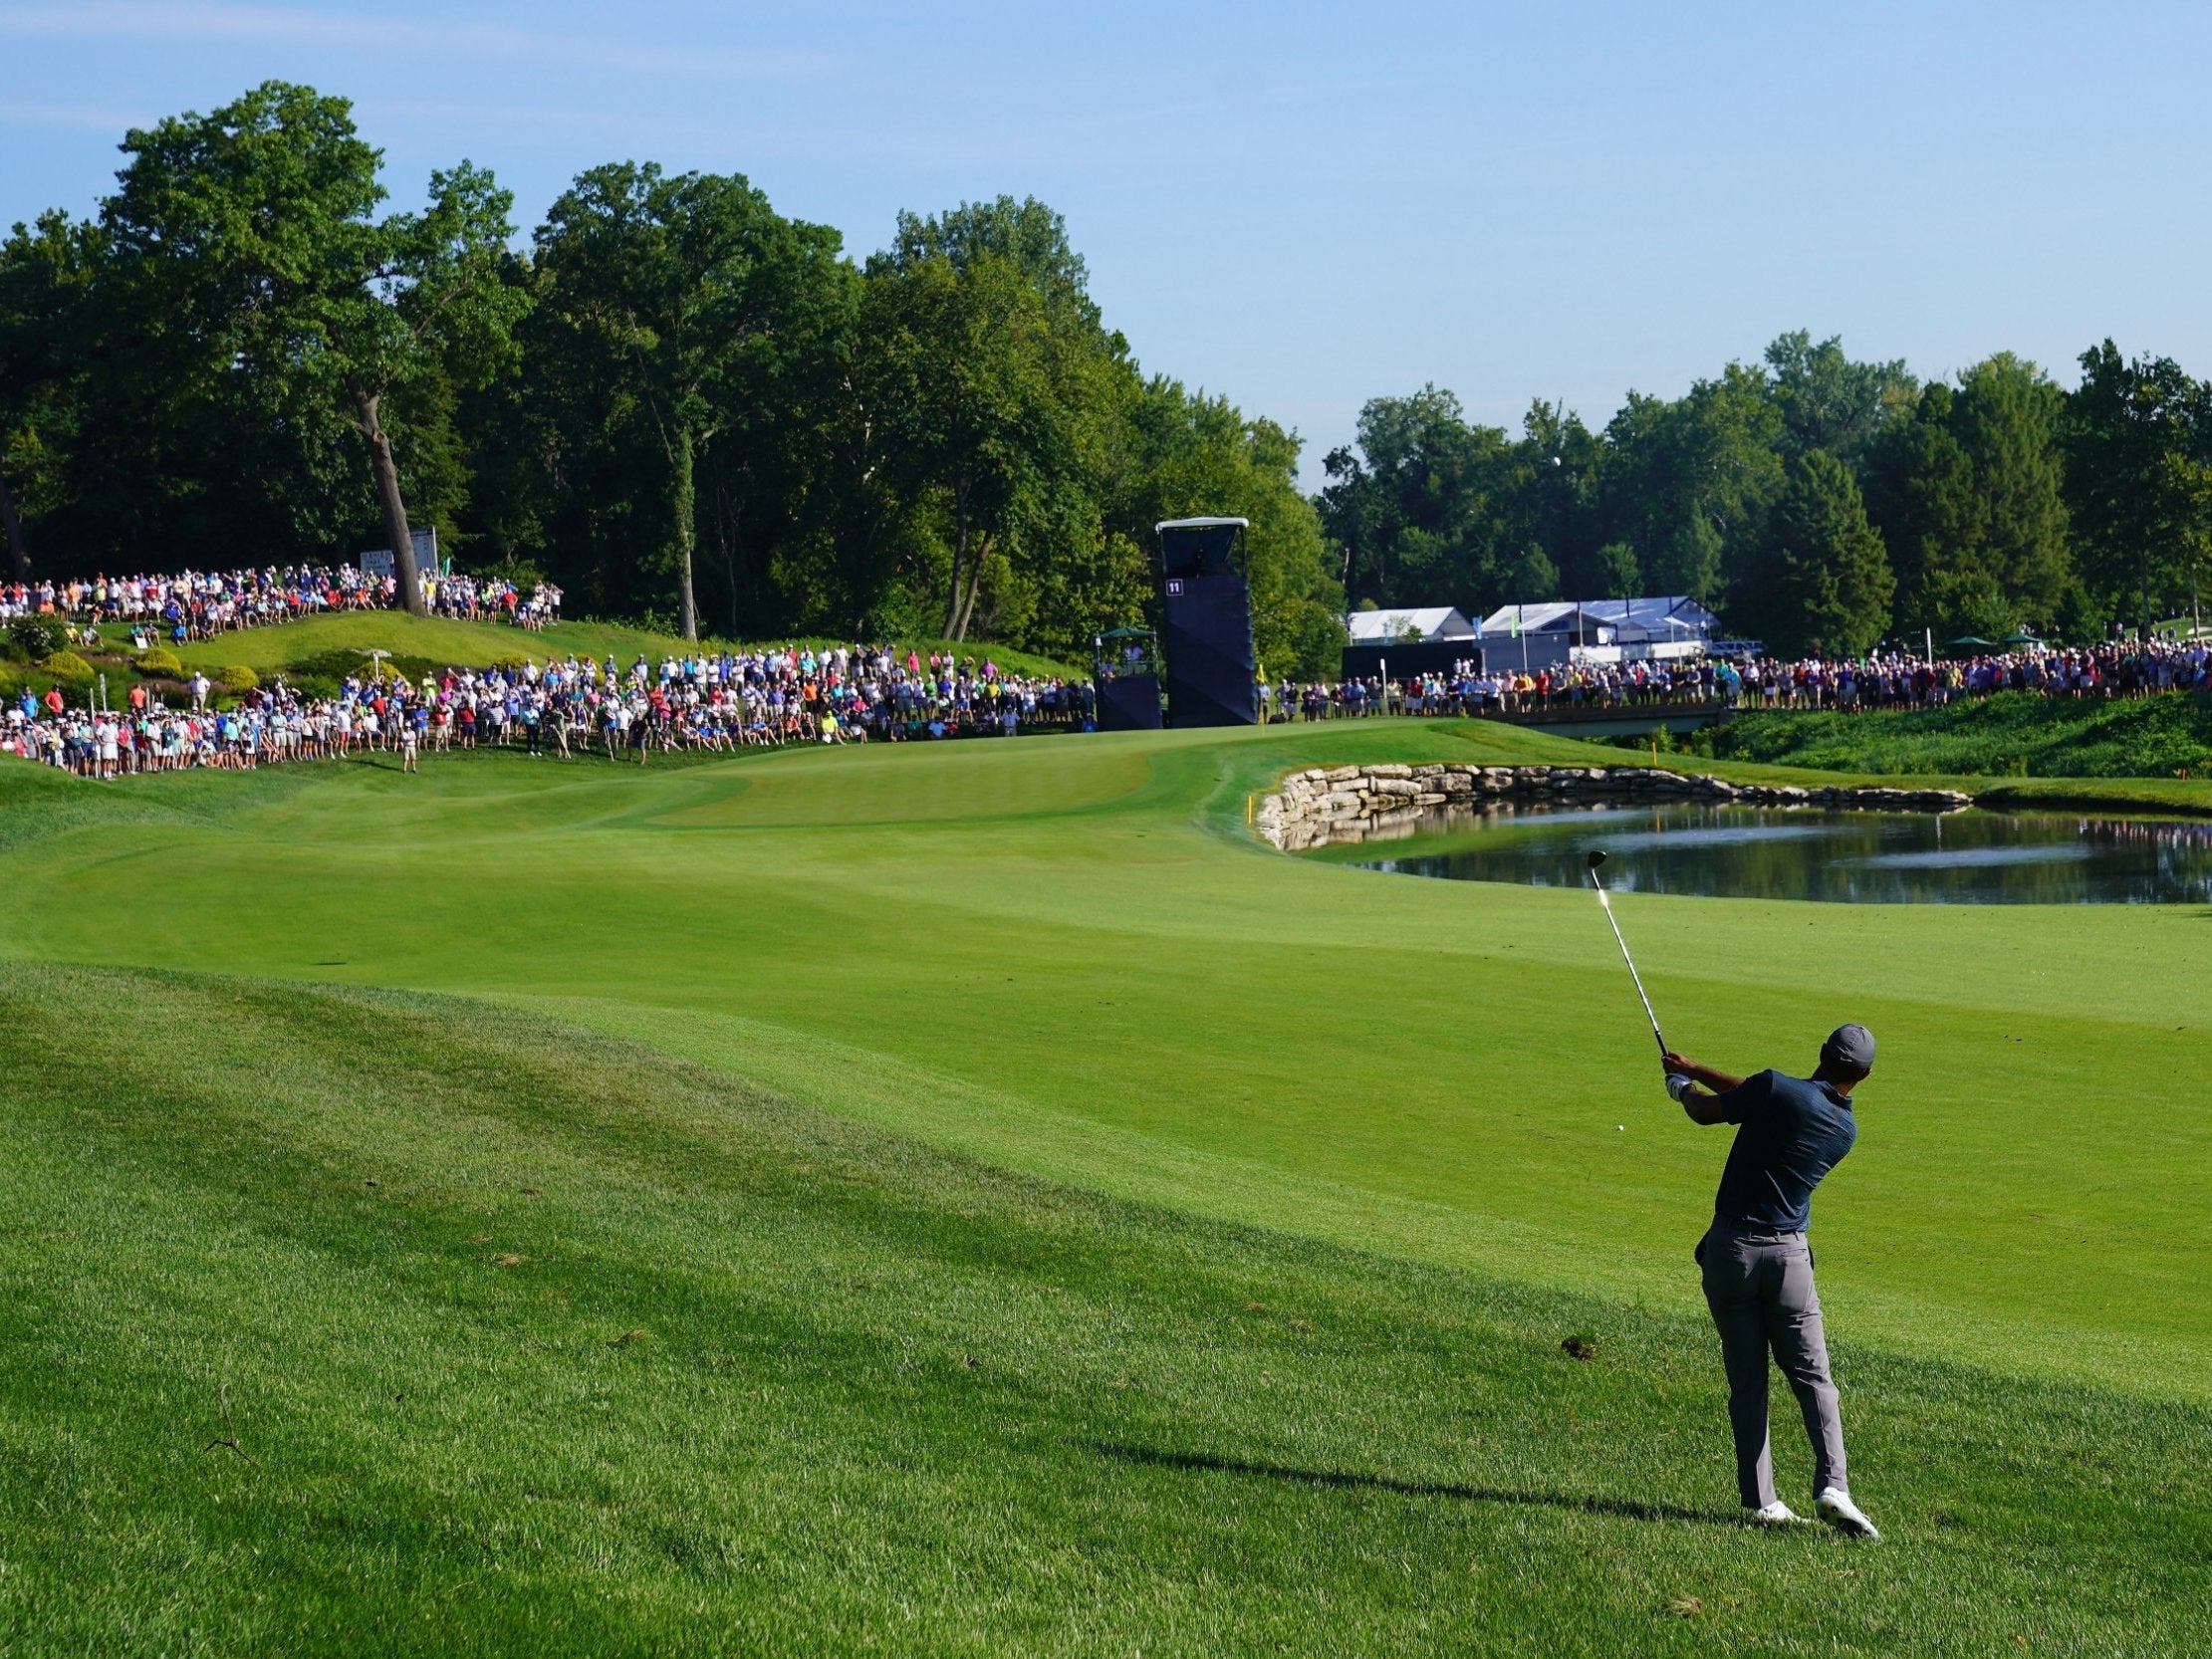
[143,611,1086,680]
[3,721,2210,1650]
[2,611,1083,703]
[1698,691,2212,781]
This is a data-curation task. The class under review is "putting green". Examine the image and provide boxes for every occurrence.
[3,719,2207,1407]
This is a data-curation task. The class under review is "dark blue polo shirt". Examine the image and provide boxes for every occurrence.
[1710,1070,1856,1233]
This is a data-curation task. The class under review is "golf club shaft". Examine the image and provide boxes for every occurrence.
[1590,877,1667,1056]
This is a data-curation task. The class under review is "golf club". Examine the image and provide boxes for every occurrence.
[1586,850,1667,1057]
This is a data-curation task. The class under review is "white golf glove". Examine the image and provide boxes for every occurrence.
[1665,1072,1695,1102]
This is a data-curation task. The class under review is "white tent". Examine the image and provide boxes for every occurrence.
[1345,606,1477,644]
[1473,596,1717,645]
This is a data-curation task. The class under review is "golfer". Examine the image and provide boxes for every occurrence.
[1663,1025,1880,1539]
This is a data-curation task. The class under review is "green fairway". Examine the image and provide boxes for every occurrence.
[3,723,2209,1652]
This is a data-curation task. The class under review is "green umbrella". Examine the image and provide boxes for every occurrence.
[1944,635,1997,648]
[2002,631,2044,646]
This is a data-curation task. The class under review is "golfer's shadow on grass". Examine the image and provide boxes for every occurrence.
[1092,1443,1729,1526]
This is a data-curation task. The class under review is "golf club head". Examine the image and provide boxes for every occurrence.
[1587,849,1608,873]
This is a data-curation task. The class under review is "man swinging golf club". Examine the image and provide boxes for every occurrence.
[1662,1026,1880,1538]
[1581,853,1878,1537]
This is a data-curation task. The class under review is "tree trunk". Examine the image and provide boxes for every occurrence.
[954,534,989,641]
[0,458,28,582]
[943,482,971,638]
[356,385,425,616]
[672,424,698,642]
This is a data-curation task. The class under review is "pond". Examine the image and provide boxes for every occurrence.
[1313,803,2212,905]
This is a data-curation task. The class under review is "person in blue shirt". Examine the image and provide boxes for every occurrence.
[1663,1025,1881,1539]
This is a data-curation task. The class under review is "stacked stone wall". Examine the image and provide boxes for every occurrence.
[1258,763,1970,851]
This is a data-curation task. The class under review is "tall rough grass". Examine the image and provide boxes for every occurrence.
[1711,691,2212,779]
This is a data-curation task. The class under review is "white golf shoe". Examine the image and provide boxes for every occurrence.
[1815,1488,1880,1540]
[1749,1501,1809,1527]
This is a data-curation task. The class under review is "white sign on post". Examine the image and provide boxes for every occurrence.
[360,527,436,583]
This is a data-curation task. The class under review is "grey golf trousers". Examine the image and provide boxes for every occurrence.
[1699,1225,1847,1509]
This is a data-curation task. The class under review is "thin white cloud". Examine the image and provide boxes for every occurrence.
[0,3,833,80]
[0,100,159,130]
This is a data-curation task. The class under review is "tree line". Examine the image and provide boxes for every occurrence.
[9,83,2207,672]
[1322,332,2212,655]
[0,83,1346,674]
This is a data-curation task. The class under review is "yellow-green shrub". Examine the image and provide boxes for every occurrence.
[218,663,260,693]
[41,650,94,687]
[137,646,184,677]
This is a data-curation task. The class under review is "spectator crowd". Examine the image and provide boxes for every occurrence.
[6,643,1099,777]
[1271,636,2212,721]
[11,555,2212,781]
[2,563,562,645]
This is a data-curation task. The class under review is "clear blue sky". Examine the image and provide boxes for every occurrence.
[6,2,2211,481]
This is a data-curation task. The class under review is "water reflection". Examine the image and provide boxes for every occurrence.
[1320,802,2212,904]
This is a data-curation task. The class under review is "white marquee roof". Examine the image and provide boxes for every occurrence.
[1474,596,1717,639]
[1346,606,1477,642]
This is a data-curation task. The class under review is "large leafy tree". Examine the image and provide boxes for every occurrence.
[14,189,364,582]
[865,250,1066,640]
[762,265,914,637]
[882,196,1097,316]
[1869,382,1988,635]
[0,432,22,580]
[0,211,96,580]
[1316,386,1511,608]
[531,163,846,639]
[864,199,1125,643]
[1495,399,1602,605]
[1761,450,1895,655]
[1951,355,2071,628]
[1598,362,1786,609]
[1763,330,1915,465]
[99,82,525,613]
[1872,356,2072,638]
[2065,341,2211,636]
